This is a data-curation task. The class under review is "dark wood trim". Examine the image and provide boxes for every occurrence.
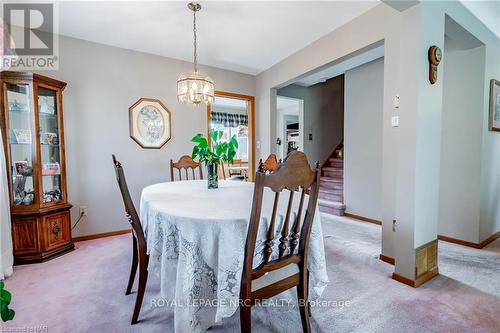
[480,231,500,248]
[437,235,480,249]
[392,268,438,288]
[438,231,500,249]
[379,254,395,265]
[0,72,67,90]
[392,272,415,287]
[207,91,256,181]
[72,229,131,242]
[344,212,382,225]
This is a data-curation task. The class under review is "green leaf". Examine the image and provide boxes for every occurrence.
[191,133,204,143]
[7,309,14,321]
[228,150,236,163]
[191,146,199,159]
[0,289,11,303]
[212,130,219,142]
[198,138,208,148]
[230,135,238,149]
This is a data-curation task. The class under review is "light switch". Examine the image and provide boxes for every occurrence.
[391,116,400,127]
[256,141,261,149]
[393,94,400,108]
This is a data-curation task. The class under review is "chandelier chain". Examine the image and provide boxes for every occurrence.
[193,8,198,72]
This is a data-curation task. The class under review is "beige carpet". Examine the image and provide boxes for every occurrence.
[3,214,500,332]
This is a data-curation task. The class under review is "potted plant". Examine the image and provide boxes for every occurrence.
[191,129,238,189]
[0,281,15,322]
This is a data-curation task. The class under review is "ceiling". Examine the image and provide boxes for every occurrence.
[57,1,499,76]
[58,1,380,75]
[294,44,384,86]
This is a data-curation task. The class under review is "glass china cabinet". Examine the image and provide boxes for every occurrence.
[0,71,73,264]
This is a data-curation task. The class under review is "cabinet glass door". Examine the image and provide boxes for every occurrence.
[6,83,36,207]
[37,86,63,204]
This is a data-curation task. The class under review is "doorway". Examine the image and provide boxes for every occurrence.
[206,91,255,181]
[276,96,304,161]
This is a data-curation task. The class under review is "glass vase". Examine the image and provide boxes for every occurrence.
[207,163,218,189]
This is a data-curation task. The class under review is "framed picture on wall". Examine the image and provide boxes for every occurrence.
[129,98,172,148]
[490,79,500,132]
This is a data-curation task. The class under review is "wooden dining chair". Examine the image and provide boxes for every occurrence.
[240,151,320,333]
[259,153,279,173]
[112,155,149,325]
[170,155,203,181]
[219,161,226,180]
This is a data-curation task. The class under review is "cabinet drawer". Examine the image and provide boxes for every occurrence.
[42,211,71,252]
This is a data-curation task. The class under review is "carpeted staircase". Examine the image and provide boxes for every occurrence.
[319,141,346,216]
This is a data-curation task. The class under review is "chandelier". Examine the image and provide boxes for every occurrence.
[177,2,215,106]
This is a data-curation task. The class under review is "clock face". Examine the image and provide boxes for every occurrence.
[435,47,442,62]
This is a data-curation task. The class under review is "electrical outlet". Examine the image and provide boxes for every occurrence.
[392,219,396,232]
[79,206,88,216]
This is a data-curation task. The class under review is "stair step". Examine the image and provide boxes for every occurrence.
[319,192,343,202]
[318,199,345,209]
[318,199,346,216]
[319,192,344,202]
[320,178,343,188]
[326,158,343,167]
[322,169,343,178]
[320,188,343,195]
[323,166,343,172]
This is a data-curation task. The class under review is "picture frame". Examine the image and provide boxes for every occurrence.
[129,98,172,149]
[490,79,500,132]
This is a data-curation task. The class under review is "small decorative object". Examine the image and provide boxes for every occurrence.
[489,79,500,132]
[8,99,28,113]
[38,95,55,114]
[12,129,32,144]
[129,98,172,149]
[14,160,33,177]
[0,281,15,322]
[41,132,58,145]
[43,189,61,203]
[177,2,215,106]
[191,129,238,189]
[428,45,442,84]
[22,191,35,205]
[42,162,60,175]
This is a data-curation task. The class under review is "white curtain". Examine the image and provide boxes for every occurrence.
[0,127,13,279]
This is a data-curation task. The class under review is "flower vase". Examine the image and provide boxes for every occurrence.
[207,163,218,189]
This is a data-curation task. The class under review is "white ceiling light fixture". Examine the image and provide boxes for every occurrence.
[177,2,215,106]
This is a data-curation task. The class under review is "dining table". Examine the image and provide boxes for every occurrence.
[140,179,329,333]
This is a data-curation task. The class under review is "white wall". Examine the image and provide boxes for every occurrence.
[439,45,485,243]
[277,76,344,165]
[256,1,500,280]
[41,35,255,237]
[256,4,402,263]
[344,58,384,221]
[276,100,301,161]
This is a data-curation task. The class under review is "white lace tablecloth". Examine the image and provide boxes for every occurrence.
[140,180,328,333]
